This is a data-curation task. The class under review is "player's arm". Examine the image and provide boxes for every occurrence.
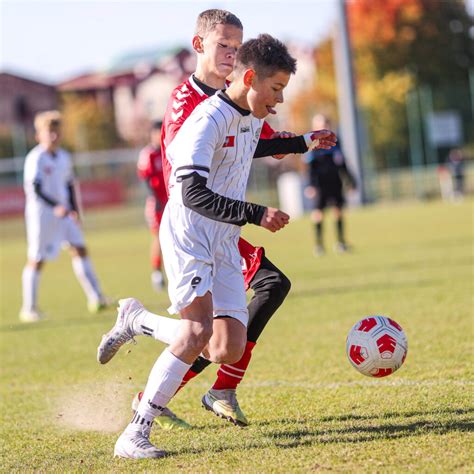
[176,115,285,230]
[337,152,357,189]
[181,172,266,226]
[254,130,337,158]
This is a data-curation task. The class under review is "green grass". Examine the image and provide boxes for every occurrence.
[1,199,473,472]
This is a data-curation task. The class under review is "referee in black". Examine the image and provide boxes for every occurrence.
[305,114,357,255]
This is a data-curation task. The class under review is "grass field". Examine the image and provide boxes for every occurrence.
[0,199,473,472]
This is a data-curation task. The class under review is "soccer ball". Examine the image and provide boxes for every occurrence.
[346,316,408,377]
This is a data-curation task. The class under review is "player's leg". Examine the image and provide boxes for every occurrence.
[20,211,57,322]
[20,259,45,322]
[65,216,108,312]
[312,191,326,256]
[146,197,165,291]
[333,190,349,252]
[203,252,290,426]
[114,293,213,458]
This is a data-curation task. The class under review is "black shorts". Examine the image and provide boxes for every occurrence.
[315,188,345,210]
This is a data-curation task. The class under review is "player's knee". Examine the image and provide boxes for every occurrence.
[263,268,291,306]
[188,320,213,352]
[210,339,245,365]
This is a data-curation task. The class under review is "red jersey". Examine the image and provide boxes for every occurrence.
[161,75,276,196]
[137,145,168,205]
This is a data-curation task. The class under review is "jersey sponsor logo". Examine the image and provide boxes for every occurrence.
[240,126,250,133]
[191,276,202,288]
[223,136,235,148]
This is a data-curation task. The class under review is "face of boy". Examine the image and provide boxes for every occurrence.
[245,70,291,119]
[198,24,243,79]
[37,125,61,149]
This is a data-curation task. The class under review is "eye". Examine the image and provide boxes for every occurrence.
[218,43,227,48]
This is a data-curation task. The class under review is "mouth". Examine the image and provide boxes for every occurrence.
[266,105,277,115]
[221,63,234,69]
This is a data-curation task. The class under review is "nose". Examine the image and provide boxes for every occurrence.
[276,91,284,104]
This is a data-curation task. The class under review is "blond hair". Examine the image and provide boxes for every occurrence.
[34,110,62,132]
[195,9,243,37]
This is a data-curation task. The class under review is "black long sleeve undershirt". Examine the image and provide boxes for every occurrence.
[180,172,266,226]
[33,180,77,211]
[33,181,58,207]
[253,135,308,158]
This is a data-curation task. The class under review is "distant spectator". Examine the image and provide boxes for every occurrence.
[304,114,356,255]
[447,148,465,200]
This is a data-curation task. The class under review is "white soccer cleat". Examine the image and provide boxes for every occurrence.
[114,426,166,459]
[97,298,144,364]
[19,309,44,323]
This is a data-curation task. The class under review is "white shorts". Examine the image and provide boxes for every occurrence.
[160,201,248,328]
[26,207,85,261]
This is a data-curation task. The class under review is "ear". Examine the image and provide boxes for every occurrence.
[243,69,255,88]
[192,35,204,54]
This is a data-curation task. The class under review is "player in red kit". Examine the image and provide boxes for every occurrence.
[137,121,168,291]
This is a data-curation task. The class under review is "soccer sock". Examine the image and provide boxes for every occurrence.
[175,356,211,393]
[129,349,190,430]
[212,341,256,390]
[132,309,181,344]
[71,256,102,303]
[152,254,161,271]
[336,217,344,243]
[22,266,40,311]
[315,221,323,246]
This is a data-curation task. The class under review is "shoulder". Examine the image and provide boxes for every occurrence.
[166,79,204,122]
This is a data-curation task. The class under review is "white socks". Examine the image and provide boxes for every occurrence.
[129,349,191,429]
[21,266,39,311]
[71,256,102,303]
[133,309,181,345]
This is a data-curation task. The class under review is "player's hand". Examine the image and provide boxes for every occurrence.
[69,210,80,222]
[53,205,68,218]
[259,207,290,232]
[304,129,337,150]
[270,131,296,160]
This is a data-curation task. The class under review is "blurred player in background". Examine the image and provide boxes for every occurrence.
[20,111,109,322]
[137,120,168,291]
[305,114,356,255]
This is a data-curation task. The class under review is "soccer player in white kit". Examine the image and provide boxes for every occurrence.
[20,111,108,322]
[110,34,311,459]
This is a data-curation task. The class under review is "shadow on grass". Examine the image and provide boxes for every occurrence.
[167,406,473,456]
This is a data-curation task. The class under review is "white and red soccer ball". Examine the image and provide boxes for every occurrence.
[346,316,408,377]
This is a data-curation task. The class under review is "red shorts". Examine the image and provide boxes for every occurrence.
[238,237,264,290]
[145,196,165,234]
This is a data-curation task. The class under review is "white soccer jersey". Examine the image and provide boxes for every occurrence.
[23,145,74,210]
[166,92,264,204]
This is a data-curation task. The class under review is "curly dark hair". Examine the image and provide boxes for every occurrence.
[235,34,297,79]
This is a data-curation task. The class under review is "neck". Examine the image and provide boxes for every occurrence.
[194,65,226,90]
[225,82,250,112]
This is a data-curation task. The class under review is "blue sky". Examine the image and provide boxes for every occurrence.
[0,0,338,83]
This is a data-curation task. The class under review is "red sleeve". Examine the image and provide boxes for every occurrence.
[260,121,276,139]
[161,83,205,194]
[137,147,153,180]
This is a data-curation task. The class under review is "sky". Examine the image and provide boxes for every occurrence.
[0,0,339,84]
